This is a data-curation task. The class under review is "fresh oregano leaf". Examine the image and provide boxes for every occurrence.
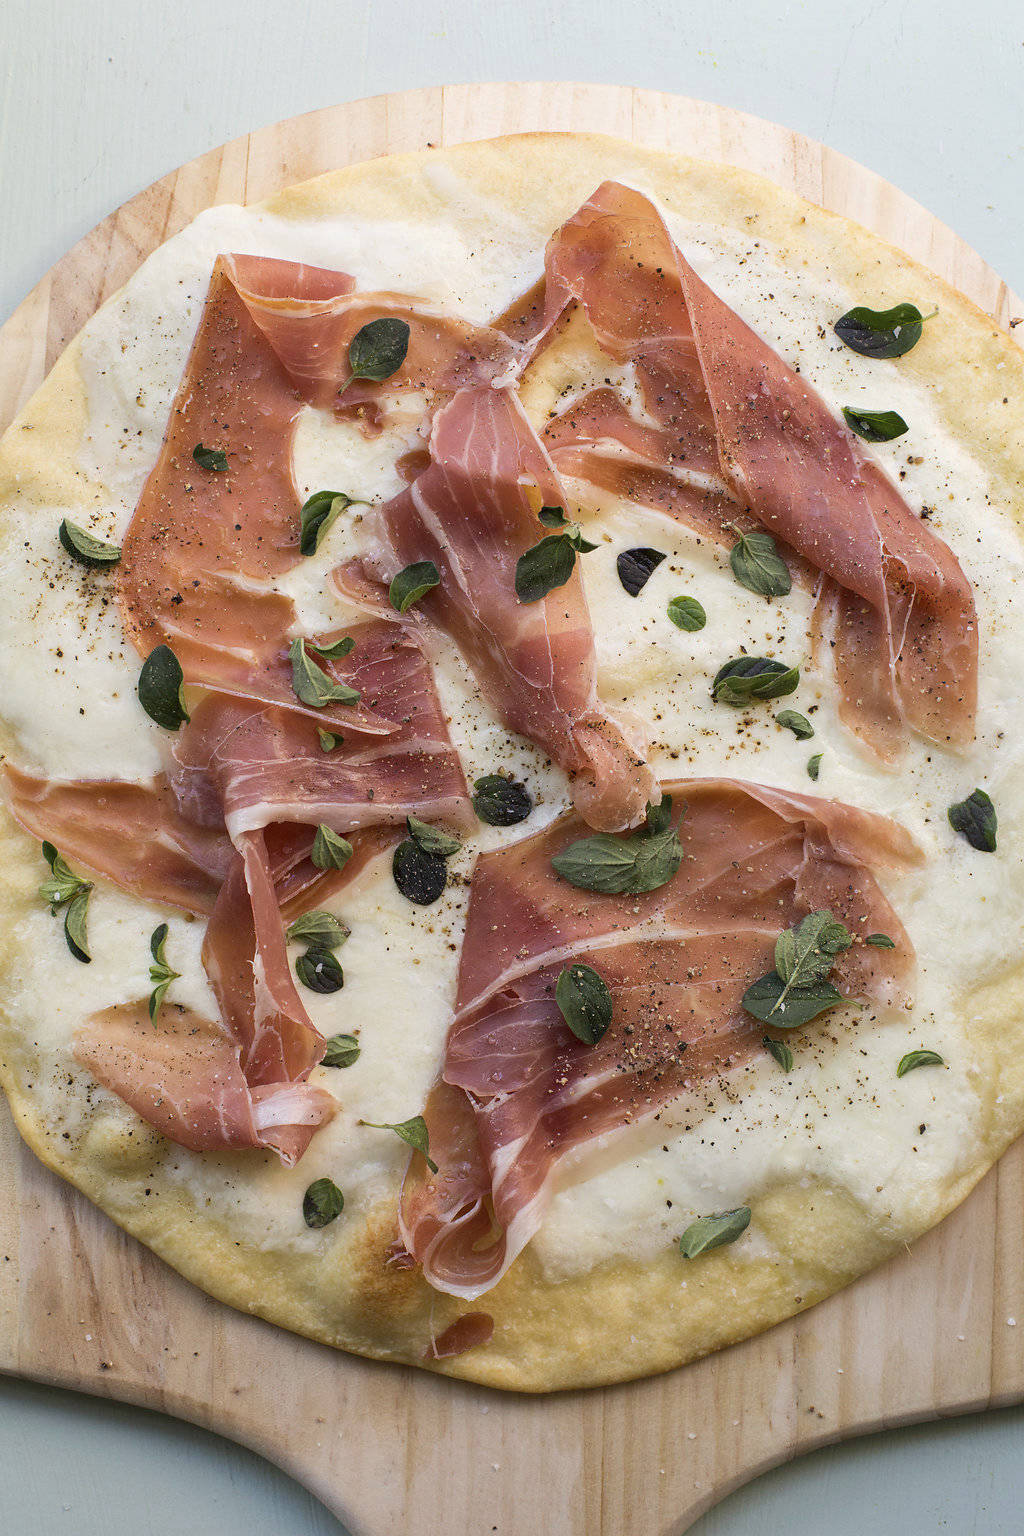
[138,644,190,730]
[774,911,853,991]
[295,948,345,994]
[192,443,228,471]
[742,972,847,1028]
[148,922,180,1021]
[807,753,823,781]
[307,636,355,661]
[63,889,92,964]
[285,911,350,948]
[338,317,411,395]
[359,1114,438,1173]
[311,825,354,871]
[289,638,361,709]
[897,1049,944,1078]
[392,840,447,905]
[679,1207,751,1259]
[616,547,666,596]
[298,491,356,556]
[39,842,91,910]
[842,407,908,443]
[406,815,461,857]
[834,303,935,359]
[712,656,800,706]
[667,595,706,632]
[726,524,792,598]
[321,1033,360,1069]
[551,794,683,895]
[58,519,121,567]
[318,729,343,752]
[947,788,997,852]
[515,533,579,603]
[472,774,533,827]
[865,933,896,949]
[776,710,813,740]
[763,1036,794,1072]
[538,506,571,529]
[555,963,613,1045]
[303,1177,345,1228]
[389,560,440,614]
[644,796,672,834]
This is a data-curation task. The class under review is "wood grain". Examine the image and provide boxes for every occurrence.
[1,84,1022,1536]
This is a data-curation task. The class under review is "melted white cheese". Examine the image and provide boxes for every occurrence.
[2,175,1022,1283]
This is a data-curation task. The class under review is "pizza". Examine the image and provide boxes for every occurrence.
[0,132,1021,1392]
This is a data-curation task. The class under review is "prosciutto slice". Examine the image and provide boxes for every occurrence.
[373,384,656,831]
[226,253,520,411]
[75,1001,336,1165]
[400,778,923,1298]
[24,256,473,1165]
[519,182,977,761]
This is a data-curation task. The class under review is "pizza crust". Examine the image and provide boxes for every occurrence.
[1,132,1023,1391]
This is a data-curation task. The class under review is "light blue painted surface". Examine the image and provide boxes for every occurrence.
[0,1,1022,1530]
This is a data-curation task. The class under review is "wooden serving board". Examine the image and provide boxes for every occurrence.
[1,84,1022,1536]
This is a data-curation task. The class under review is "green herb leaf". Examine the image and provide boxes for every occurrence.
[774,910,853,991]
[538,506,571,529]
[742,972,847,1028]
[63,888,91,964]
[947,788,997,852]
[285,911,350,948]
[192,443,228,471]
[472,774,533,827]
[617,546,666,596]
[318,729,343,752]
[834,303,935,359]
[555,963,613,1045]
[897,1049,945,1078]
[303,1177,345,1228]
[551,796,683,895]
[776,710,814,740]
[645,796,672,834]
[359,1114,438,1173]
[289,638,361,709]
[321,1033,360,1069]
[679,1207,751,1259]
[389,560,440,614]
[148,924,180,1022]
[38,842,91,911]
[763,1036,794,1072]
[726,524,792,597]
[712,656,800,706]
[307,636,355,661]
[842,407,909,443]
[59,519,121,567]
[138,644,190,730]
[807,753,823,781]
[295,948,345,994]
[392,840,447,905]
[406,815,461,857]
[311,825,354,871]
[340,317,411,392]
[865,933,896,949]
[514,533,579,603]
[298,491,356,556]
[667,595,707,632]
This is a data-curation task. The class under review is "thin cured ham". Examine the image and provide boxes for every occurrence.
[373,384,656,831]
[400,778,923,1299]
[75,1001,337,1165]
[227,253,520,411]
[519,182,977,761]
[19,255,474,1165]
[171,620,471,841]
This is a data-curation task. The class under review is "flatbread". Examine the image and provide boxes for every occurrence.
[1,132,1022,1391]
